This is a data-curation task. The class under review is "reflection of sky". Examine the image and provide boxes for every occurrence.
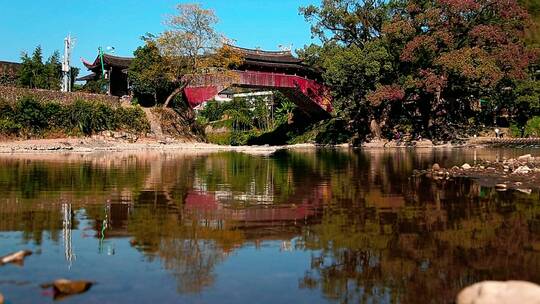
[2,149,540,303]
[0,211,332,303]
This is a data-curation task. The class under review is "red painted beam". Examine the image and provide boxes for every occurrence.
[184,70,333,113]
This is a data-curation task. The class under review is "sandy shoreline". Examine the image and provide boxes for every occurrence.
[0,137,324,155]
[0,136,536,155]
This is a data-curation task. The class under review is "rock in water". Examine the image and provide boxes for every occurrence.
[41,279,93,299]
[432,163,441,171]
[0,250,32,266]
[513,165,531,174]
[462,163,472,170]
[518,154,532,162]
[495,184,507,190]
[457,280,540,304]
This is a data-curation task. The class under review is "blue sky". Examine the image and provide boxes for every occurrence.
[0,0,320,72]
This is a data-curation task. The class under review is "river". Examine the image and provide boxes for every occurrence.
[0,148,539,303]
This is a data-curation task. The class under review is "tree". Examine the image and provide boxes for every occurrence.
[301,0,537,141]
[18,46,62,90]
[129,35,173,105]
[156,3,243,108]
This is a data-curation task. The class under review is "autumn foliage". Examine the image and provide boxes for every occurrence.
[301,0,539,141]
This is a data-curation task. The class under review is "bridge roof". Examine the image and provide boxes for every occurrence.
[226,45,303,64]
[81,45,319,78]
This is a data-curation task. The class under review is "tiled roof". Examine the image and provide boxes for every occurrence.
[83,54,132,71]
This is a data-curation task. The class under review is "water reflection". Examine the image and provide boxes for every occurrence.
[0,149,539,303]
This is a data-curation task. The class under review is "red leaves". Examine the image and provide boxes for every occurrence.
[382,18,416,40]
[418,69,447,93]
[436,47,503,86]
[401,36,438,62]
[494,0,529,21]
[367,85,405,106]
[400,31,454,62]
[469,25,507,45]
[495,43,536,79]
[437,0,481,13]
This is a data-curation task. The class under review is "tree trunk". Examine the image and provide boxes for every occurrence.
[370,119,382,139]
[163,86,185,108]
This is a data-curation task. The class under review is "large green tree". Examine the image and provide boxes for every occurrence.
[300,0,537,141]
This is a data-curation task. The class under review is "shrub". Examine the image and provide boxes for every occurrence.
[230,130,258,146]
[42,101,68,130]
[13,96,48,133]
[115,106,150,134]
[0,118,21,135]
[0,97,151,137]
[525,116,540,137]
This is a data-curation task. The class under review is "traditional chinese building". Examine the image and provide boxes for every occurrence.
[78,54,132,96]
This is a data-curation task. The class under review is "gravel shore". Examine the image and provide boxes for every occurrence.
[0,137,320,155]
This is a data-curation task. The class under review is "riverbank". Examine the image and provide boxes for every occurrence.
[1,136,538,155]
[0,136,321,155]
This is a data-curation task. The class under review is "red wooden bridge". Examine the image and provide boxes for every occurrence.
[184,70,333,118]
[80,45,333,119]
[184,46,332,119]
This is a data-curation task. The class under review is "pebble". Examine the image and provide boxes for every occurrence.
[432,163,441,171]
[457,280,540,304]
[462,163,472,170]
[518,154,532,162]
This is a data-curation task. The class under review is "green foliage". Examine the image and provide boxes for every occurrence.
[18,46,62,90]
[129,39,173,105]
[13,96,48,133]
[0,118,21,135]
[80,78,108,94]
[199,101,227,122]
[229,130,258,146]
[115,106,151,134]
[515,79,540,112]
[274,97,297,125]
[197,93,300,145]
[525,116,540,136]
[69,100,116,134]
[206,132,231,145]
[0,96,150,137]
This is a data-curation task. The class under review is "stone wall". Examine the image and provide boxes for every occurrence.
[0,86,119,104]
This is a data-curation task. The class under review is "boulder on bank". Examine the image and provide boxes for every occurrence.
[457,280,540,304]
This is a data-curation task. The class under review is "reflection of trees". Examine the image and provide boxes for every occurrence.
[2,150,540,302]
[0,201,66,245]
[299,176,540,304]
[127,200,244,294]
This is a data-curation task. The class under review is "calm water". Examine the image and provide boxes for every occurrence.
[1,148,540,304]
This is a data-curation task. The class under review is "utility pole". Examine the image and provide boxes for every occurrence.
[61,34,73,92]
